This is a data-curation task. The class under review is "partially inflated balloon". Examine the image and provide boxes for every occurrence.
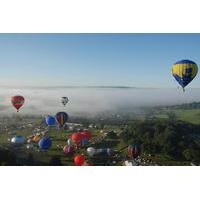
[82,138,89,146]
[74,155,85,166]
[45,116,56,126]
[63,145,74,156]
[128,145,140,159]
[11,135,25,144]
[67,138,73,146]
[56,112,69,127]
[87,147,96,157]
[11,95,25,112]
[33,135,42,143]
[81,130,92,140]
[172,60,198,91]
[71,133,82,145]
[38,137,52,150]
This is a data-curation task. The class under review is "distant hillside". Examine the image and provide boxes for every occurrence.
[163,102,200,110]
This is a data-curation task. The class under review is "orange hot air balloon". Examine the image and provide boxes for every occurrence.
[11,95,25,112]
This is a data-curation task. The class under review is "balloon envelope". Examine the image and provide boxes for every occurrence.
[87,147,96,157]
[82,138,89,146]
[81,130,92,140]
[11,95,25,112]
[56,112,69,127]
[71,133,82,145]
[172,60,198,90]
[38,137,52,150]
[63,145,74,156]
[11,136,25,144]
[67,138,73,146]
[128,145,140,158]
[61,97,69,106]
[74,155,85,166]
[45,116,56,126]
[33,135,42,143]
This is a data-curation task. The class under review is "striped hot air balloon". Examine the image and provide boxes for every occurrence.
[55,112,69,128]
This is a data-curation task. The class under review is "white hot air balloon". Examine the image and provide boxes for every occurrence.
[87,147,96,157]
[67,138,73,146]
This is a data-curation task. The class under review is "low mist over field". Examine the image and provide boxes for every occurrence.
[1,86,200,116]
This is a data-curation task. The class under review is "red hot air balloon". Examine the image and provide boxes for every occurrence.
[74,155,85,166]
[81,130,92,140]
[71,133,82,146]
[11,95,25,112]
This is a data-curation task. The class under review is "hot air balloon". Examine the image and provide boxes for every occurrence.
[74,155,85,166]
[71,133,82,146]
[61,97,69,106]
[38,137,52,150]
[87,147,96,157]
[55,112,69,127]
[32,135,42,143]
[172,60,198,92]
[11,135,25,144]
[45,116,56,126]
[11,95,25,112]
[63,145,74,156]
[67,138,73,146]
[82,138,89,146]
[128,145,140,159]
[81,130,92,140]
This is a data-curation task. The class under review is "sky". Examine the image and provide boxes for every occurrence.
[0,33,200,88]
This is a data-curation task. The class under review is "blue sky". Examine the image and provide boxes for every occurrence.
[0,33,200,88]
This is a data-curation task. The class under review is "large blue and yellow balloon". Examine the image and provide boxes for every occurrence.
[172,60,198,91]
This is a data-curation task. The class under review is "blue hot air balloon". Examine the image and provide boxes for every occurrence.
[82,138,89,146]
[45,116,57,126]
[172,59,198,91]
[38,137,52,150]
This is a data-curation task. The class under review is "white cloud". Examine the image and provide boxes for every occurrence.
[0,87,200,116]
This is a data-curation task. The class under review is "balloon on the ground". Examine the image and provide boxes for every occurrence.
[61,97,69,106]
[11,136,25,144]
[11,95,25,112]
[128,145,140,158]
[63,145,74,156]
[82,138,89,146]
[74,155,85,166]
[38,137,52,150]
[33,135,42,143]
[81,130,92,140]
[71,133,82,145]
[87,147,96,157]
[56,112,69,127]
[172,59,198,91]
[45,116,56,126]
[67,138,73,146]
